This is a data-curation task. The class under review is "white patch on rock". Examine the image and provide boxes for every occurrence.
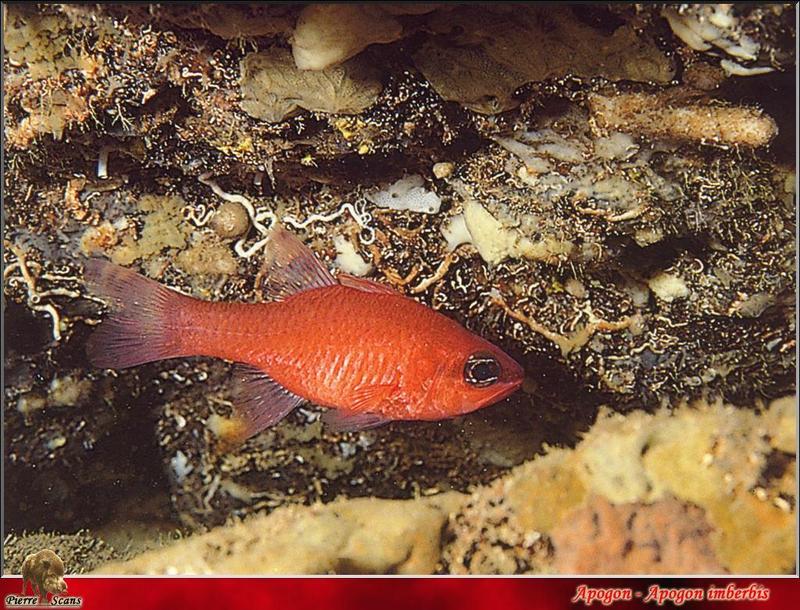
[332,234,373,276]
[171,451,193,484]
[593,132,638,160]
[495,128,584,170]
[441,213,471,252]
[663,6,760,61]
[47,436,67,451]
[366,175,441,214]
[49,375,92,407]
[17,393,46,416]
[432,162,454,179]
[648,273,690,302]
[461,199,521,265]
[720,59,774,77]
[442,198,573,265]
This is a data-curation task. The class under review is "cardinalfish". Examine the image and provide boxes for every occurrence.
[84,227,524,441]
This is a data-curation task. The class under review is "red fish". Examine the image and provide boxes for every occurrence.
[85,228,523,439]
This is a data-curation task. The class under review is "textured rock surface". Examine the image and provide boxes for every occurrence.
[2,525,179,575]
[551,496,725,574]
[95,494,461,575]
[85,398,795,575]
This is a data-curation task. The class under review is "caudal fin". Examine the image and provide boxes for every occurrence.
[85,259,188,369]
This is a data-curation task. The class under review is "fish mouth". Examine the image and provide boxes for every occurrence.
[501,354,525,387]
[482,375,524,406]
[493,357,525,402]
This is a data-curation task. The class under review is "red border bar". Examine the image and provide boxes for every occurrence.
[1,577,798,610]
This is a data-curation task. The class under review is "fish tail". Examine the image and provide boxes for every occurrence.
[85,259,190,369]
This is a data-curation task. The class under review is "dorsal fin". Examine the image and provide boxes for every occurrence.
[256,227,336,301]
[337,273,398,295]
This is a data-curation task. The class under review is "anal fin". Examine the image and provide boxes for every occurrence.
[231,364,304,441]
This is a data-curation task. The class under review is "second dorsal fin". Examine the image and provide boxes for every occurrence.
[337,273,398,295]
[256,227,336,301]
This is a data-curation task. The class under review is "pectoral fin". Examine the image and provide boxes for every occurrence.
[321,410,391,433]
[320,383,401,432]
[349,383,403,412]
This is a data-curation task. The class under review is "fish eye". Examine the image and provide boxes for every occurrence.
[464,354,500,387]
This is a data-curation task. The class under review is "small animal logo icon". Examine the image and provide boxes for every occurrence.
[20,549,67,605]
